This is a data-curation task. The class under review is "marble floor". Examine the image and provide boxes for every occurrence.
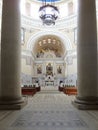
[0,89,98,130]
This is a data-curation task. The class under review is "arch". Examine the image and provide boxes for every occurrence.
[26,30,72,53]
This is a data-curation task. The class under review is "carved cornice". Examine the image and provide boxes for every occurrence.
[64,50,77,64]
[21,14,77,30]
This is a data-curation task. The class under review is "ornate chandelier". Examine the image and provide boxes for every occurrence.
[39,0,59,26]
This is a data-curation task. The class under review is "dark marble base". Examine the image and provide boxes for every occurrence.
[0,97,27,110]
[72,96,98,110]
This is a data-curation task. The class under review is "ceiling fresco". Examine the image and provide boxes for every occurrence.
[38,0,60,2]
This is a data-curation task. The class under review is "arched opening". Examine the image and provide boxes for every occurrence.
[33,35,65,58]
[30,34,67,90]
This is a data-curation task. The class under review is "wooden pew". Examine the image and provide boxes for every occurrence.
[21,87,36,96]
[58,86,64,91]
[63,87,77,95]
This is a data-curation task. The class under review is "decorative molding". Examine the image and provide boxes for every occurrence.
[65,50,77,65]
[26,30,72,53]
[65,73,77,86]
[21,73,32,85]
[21,55,32,65]
[26,56,32,65]
[66,56,73,65]
[21,50,35,60]
[21,14,77,30]
[22,50,32,56]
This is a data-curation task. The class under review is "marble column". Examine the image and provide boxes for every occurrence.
[0,38,1,95]
[0,0,27,109]
[72,0,98,109]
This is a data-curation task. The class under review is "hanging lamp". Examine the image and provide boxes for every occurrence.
[39,0,59,26]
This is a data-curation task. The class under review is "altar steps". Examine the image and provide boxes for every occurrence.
[39,90,61,94]
[38,86,61,94]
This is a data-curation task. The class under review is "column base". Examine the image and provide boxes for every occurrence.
[72,96,98,110]
[0,96,28,110]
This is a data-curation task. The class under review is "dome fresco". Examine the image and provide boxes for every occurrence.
[38,0,60,2]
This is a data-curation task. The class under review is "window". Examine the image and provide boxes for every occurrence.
[25,2,31,16]
[68,2,74,16]
[21,28,25,44]
[74,28,77,44]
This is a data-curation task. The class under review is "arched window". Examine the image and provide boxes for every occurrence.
[68,2,74,16]
[25,2,31,16]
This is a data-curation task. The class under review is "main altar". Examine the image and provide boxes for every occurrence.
[45,75,54,86]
